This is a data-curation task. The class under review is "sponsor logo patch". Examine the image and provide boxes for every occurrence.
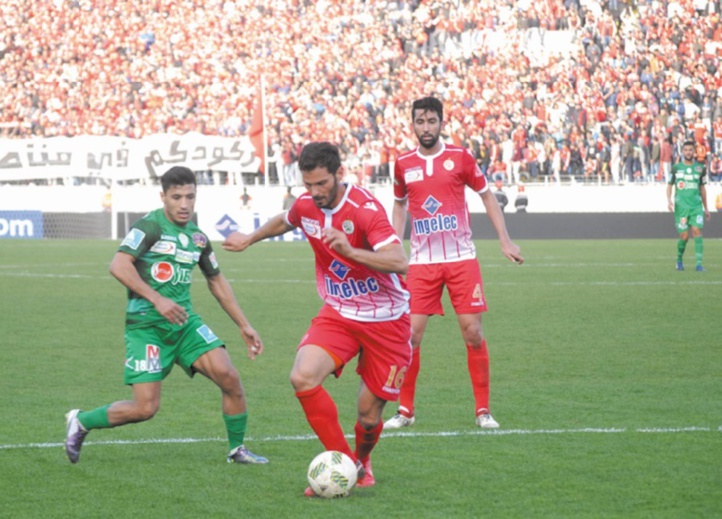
[404,167,423,183]
[422,195,442,216]
[301,216,322,239]
[324,275,380,300]
[150,240,176,255]
[175,249,194,264]
[178,234,189,247]
[121,228,145,250]
[145,344,162,373]
[151,261,174,282]
[329,259,350,280]
[196,324,218,344]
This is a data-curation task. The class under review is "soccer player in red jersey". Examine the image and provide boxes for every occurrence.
[385,96,524,430]
[222,142,411,494]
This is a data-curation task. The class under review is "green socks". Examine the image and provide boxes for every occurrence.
[677,239,687,261]
[224,412,248,451]
[77,405,111,430]
[694,236,703,266]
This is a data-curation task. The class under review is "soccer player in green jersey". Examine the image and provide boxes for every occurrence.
[667,140,710,272]
[65,166,268,465]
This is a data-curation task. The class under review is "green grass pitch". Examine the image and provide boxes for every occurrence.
[0,239,720,518]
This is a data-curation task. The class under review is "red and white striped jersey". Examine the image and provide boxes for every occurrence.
[394,142,488,264]
[286,184,410,322]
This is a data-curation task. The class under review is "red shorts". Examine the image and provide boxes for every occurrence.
[407,259,488,315]
[298,305,412,401]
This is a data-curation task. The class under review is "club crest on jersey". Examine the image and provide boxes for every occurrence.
[677,181,685,189]
[422,195,442,216]
[342,220,355,234]
[302,216,322,239]
[444,159,454,171]
[329,259,350,280]
[178,233,189,247]
[192,233,207,248]
[404,167,423,184]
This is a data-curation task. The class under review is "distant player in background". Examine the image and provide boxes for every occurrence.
[222,142,411,495]
[385,96,524,430]
[65,166,268,465]
[667,140,710,271]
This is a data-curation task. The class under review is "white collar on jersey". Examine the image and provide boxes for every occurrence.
[415,140,446,161]
[322,182,352,215]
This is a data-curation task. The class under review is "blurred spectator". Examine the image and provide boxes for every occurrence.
[514,184,529,213]
[493,180,508,212]
[282,186,297,211]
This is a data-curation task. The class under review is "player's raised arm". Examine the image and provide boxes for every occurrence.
[222,212,294,252]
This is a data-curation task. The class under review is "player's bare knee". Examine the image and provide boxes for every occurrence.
[462,332,484,348]
[217,368,241,394]
[134,401,159,421]
[289,369,314,392]
[410,332,423,349]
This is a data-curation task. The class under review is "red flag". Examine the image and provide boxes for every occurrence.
[249,83,265,175]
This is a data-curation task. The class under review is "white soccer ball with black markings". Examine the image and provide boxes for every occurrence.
[307,450,358,498]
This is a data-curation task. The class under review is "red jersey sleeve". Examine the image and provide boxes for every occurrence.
[393,159,407,200]
[463,148,488,193]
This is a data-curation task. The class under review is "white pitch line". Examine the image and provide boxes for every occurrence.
[1,426,719,451]
[1,271,719,287]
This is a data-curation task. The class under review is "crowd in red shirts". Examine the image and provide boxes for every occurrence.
[1,0,721,184]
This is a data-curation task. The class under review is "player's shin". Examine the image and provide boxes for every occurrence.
[354,420,383,463]
[296,386,354,458]
[77,405,111,430]
[467,340,490,414]
[397,348,420,417]
[223,412,248,451]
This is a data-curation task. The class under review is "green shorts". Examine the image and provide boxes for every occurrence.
[675,206,705,232]
[123,313,224,385]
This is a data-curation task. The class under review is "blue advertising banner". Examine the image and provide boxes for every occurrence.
[0,211,43,239]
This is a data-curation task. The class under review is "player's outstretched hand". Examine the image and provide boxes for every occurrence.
[222,232,252,252]
[503,241,524,265]
[240,325,264,360]
[155,296,189,326]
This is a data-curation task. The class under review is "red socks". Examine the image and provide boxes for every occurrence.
[295,385,353,459]
[466,339,490,415]
[354,420,383,463]
[397,347,421,417]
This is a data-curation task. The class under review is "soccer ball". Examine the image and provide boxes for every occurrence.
[306,450,358,498]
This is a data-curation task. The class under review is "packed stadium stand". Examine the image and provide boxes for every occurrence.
[1,0,721,186]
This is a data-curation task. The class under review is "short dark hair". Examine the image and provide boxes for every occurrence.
[412,96,443,121]
[160,166,196,192]
[682,140,696,148]
[298,142,341,174]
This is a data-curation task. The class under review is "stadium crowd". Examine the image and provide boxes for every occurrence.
[1,0,721,185]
